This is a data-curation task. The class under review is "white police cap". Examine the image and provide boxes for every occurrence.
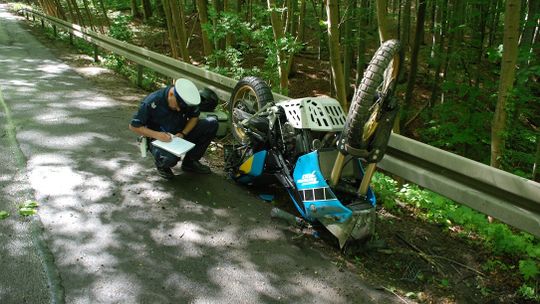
[173,78,201,106]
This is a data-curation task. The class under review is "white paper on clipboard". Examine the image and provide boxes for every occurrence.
[152,137,195,157]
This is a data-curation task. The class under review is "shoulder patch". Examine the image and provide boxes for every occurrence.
[151,102,157,109]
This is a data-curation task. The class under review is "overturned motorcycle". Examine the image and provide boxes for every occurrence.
[225,40,401,248]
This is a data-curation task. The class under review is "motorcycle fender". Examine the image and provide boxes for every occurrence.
[236,150,268,184]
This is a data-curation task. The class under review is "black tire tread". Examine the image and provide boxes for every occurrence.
[344,40,400,148]
[229,76,274,142]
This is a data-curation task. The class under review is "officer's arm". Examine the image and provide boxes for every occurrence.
[129,125,172,142]
[177,117,198,138]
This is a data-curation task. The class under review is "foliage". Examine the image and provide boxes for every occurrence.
[371,172,398,210]
[203,4,301,88]
[18,200,39,217]
[0,211,9,220]
[420,81,493,164]
[108,15,133,42]
[206,47,262,80]
[373,172,540,295]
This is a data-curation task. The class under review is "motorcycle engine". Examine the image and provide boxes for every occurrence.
[279,121,310,159]
[281,122,296,150]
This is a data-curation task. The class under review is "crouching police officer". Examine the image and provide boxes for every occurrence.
[129,78,218,179]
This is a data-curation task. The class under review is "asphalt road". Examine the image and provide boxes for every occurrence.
[0,5,401,303]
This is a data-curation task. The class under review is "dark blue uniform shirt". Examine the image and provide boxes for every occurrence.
[130,86,200,134]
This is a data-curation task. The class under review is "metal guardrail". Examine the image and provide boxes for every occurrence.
[19,8,540,237]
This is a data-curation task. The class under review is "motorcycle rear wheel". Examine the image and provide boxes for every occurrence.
[229,76,274,144]
[344,39,401,150]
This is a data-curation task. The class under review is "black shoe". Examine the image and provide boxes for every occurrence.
[157,167,175,180]
[181,160,211,174]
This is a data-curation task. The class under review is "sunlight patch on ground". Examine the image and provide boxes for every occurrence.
[5,235,31,258]
[245,226,283,241]
[19,130,113,149]
[79,175,114,202]
[203,263,280,302]
[291,274,344,303]
[87,273,140,303]
[36,62,70,74]
[29,165,83,196]
[7,79,34,88]
[75,66,112,77]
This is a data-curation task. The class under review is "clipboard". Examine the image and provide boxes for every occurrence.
[152,137,195,157]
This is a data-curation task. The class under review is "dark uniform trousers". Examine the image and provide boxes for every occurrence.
[150,117,218,169]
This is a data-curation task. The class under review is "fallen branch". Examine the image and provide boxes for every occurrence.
[396,234,444,274]
[429,255,486,277]
[404,102,429,129]
[382,286,411,304]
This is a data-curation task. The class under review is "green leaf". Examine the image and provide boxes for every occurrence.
[519,259,539,280]
[23,200,39,208]
[405,292,416,298]
[441,279,450,287]
[19,207,37,217]
[0,211,9,219]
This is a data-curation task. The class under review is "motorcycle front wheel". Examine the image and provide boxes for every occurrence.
[229,76,274,144]
[344,39,401,150]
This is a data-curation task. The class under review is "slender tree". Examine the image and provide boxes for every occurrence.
[267,0,290,91]
[196,0,214,57]
[326,0,347,108]
[402,0,426,129]
[376,0,393,42]
[169,0,191,62]
[131,0,142,19]
[491,0,522,168]
[343,0,357,98]
[142,0,153,21]
[162,0,180,58]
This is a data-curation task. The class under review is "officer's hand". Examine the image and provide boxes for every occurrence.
[157,132,173,142]
[175,132,184,139]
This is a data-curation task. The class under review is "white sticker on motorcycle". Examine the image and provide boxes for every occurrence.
[297,171,318,186]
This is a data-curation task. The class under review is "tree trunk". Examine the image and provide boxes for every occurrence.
[402,0,426,129]
[64,0,75,23]
[488,0,502,48]
[534,134,540,181]
[343,0,357,98]
[376,0,392,42]
[81,0,96,31]
[98,0,110,27]
[355,0,368,85]
[268,0,289,91]
[69,0,87,27]
[169,0,191,62]
[155,0,165,18]
[326,0,347,108]
[491,0,522,169]
[131,0,142,19]
[429,0,447,108]
[162,0,179,58]
[213,0,226,52]
[196,0,213,57]
[401,0,411,54]
[142,0,153,21]
[520,0,539,64]
[90,0,105,33]
[298,0,306,44]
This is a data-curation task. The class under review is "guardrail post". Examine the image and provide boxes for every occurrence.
[41,18,44,28]
[25,12,28,20]
[137,65,144,88]
[69,33,73,45]
[93,45,99,62]
[53,25,57,38]
[32,14,35,22]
